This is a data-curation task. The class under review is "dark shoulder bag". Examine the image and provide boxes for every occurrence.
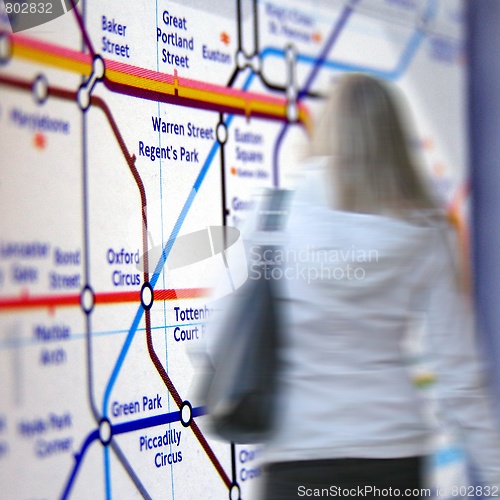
[202,189,291,444]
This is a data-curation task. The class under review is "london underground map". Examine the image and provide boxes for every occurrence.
[0,0,467,498]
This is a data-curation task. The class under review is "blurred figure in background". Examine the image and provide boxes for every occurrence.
[254,74,500,498]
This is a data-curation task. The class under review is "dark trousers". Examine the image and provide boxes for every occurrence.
[261,456,424,499]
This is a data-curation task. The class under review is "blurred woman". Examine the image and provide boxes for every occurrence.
[259,74,500,498]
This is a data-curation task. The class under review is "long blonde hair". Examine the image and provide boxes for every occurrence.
[311,74,437,215]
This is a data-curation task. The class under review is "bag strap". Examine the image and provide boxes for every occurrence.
[257,189,292,233]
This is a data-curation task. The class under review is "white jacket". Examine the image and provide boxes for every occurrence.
[247,158,500,486]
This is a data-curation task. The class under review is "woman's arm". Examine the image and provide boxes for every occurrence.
[424,227,500,487]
